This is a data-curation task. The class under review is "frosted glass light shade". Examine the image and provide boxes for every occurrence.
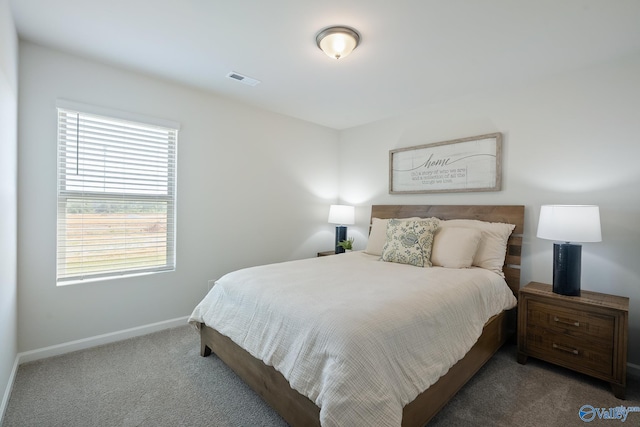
[328,204,355,225]
[537,205,602,243]
[316,27,360,59]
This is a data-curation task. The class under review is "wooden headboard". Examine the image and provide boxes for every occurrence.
[370,205,525,296]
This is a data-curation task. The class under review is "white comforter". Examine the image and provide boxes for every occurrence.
[188,251,517,427]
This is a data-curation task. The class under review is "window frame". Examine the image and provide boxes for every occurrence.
[56,100,179,285]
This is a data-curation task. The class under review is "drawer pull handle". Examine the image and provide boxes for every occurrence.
[553,343,579,355]
[554,316,579,327]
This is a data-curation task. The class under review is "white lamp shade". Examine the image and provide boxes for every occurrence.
[328,204,355,225]
[537,205,602,243]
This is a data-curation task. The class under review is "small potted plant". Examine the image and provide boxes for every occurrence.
[337,237,355,251]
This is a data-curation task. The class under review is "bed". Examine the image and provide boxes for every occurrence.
[189,204,524,426]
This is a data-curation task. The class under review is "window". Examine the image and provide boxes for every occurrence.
[56,101,178,284]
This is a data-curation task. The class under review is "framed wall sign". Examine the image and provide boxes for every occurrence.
[389,133,502,194]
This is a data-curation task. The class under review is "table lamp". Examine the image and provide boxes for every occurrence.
[328,205,355,254]
[536,205,602,296]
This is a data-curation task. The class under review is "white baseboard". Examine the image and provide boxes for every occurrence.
[1,354,20,426]
[17,316,190,365]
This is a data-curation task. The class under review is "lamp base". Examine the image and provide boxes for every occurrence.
[552,243,582,296]
[335,226,347,254]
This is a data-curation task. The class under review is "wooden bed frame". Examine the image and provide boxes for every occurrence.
[200,204,525,426]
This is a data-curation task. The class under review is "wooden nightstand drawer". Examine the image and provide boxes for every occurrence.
[527,300,615,343]
[525,325,613,376]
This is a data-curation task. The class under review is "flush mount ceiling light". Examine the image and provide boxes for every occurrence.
[316,26,360,59]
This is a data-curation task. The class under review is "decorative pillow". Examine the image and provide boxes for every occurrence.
[364,217,420,256]
[431,227,483,268]
[381,218,440,267]
[439,219,516,276]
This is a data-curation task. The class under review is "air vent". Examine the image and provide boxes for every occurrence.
[226,71,261,86]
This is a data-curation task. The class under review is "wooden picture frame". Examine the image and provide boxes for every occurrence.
[389,133,502,194]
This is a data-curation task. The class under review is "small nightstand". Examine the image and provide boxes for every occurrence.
[317,250,336,257]
[517,282,629,398]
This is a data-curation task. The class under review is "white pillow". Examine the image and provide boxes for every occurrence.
[431,227,482,268]
[440,219,516,276]
[364,217,421,256]
[364,218,390,256]
[381,218,440,267]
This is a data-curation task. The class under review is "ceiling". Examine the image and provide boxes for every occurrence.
[9,0,640,130]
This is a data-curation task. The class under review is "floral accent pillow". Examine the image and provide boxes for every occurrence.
[364,217,422,256]
[381,218,440,267]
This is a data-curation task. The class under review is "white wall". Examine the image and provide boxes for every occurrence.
[17,42,339,352]
[0,0,18,416]
[339,54,640,366]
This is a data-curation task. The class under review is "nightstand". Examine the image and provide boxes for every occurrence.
[317,250,336,257]
[517,282,629,398]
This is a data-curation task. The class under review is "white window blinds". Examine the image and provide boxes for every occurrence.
[56,103,178,284]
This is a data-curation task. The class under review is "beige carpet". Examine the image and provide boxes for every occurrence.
[3,325,639,426]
